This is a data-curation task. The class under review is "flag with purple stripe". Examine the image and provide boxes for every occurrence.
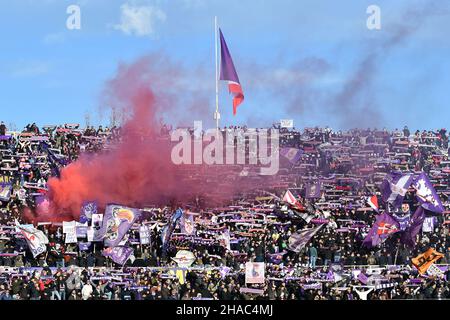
[391,212,411,231]
[287,225,323,253]
[219,29,244,115]
[102,246,134,265]
[412,172,444,213]
[362,212,400,248]
[97,204,141,247]
[401,206,426,248]
[280,147,303,164]
[380,172,413,209]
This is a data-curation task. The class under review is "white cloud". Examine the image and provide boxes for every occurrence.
[114,3,166,37]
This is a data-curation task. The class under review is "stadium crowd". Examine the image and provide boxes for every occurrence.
[0,122,449,300]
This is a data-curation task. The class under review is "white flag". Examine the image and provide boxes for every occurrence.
[15,221,48,258]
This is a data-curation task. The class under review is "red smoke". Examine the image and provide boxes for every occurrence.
[24,54,252,223]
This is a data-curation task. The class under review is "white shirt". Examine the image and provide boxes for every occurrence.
[82,284,93,300]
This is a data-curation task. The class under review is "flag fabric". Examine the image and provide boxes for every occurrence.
[40,142,67,178]
[422,216,437,232]
[180,212,195,235]
[380,172,414,209]
[0,178,12,201]
[62,221,77,244]
[267,251,287,264]
[280,148,303,164]
[412,172,444,213]
[391,212,411,231]
[400,206,426,248]
[172,250,196,268]
[411,248,444,274]
[219,29,244,115]
[161,208,184,255]
[357,272,369,285]
[287,225,323,253]
[97,204,141,247]
[139,225,151,245]
[91,214,104,242]
[282,190,305,211]
[362,213,399,248]
[218,229,231,250]
[305,182,322,199]
[367,195,379,212]
[245,262,265,284]
[15,221,49,258]
[80,201,98,223]
[426,263,445,277]
[102,246,134,265]
[78,242,91,251]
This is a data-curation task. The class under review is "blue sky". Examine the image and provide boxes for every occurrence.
[0,0,449,131]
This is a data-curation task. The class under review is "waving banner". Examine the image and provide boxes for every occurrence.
[15,221,48,258]
[412,248,444,274]
[97,205,141,247]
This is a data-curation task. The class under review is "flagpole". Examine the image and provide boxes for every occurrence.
[214,16,220,133]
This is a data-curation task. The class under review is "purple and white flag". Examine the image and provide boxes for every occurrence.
[401,206,426,248]
[362,212,400,248]
[391,212,411,231]
[219,29,244,115]
[180,212,195,235]
[97,204,141,247]
[287,225,323,253]
[280,148,303,164]
[422,216,436,233]
[358,272,369,285]
[80,201,98,223]
[139,225,151,245]
[412,172,444,213]
[78,242,91,251]
[380,172,413,209]
[102,246,134,265]
[305,182,322,199]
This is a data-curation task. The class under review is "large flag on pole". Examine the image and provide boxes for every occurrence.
[219,29,244,115]
[411,172,444,213]
[287,224,323,253]
[400,206,426,248]
[362,212,399,248]
[380,172,414,209]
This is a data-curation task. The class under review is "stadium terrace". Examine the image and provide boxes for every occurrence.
[0,122,449,301]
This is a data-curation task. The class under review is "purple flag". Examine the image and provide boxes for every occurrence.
[305,182,322,199]
[78,242,91,251]
[102,246,133,265]
[80,201,98,223]
[97,204,141,247]
[287,225,323,253]
[358,272,369,285]
[362,212,400,248]
[380,172,413,209]
[219,29,244,115]
[412,173,444,213]
[401,207,426,248]
[180,212,195,235]
[267,251,287,264]
[280,148,303,164]
[391,212,411,231]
